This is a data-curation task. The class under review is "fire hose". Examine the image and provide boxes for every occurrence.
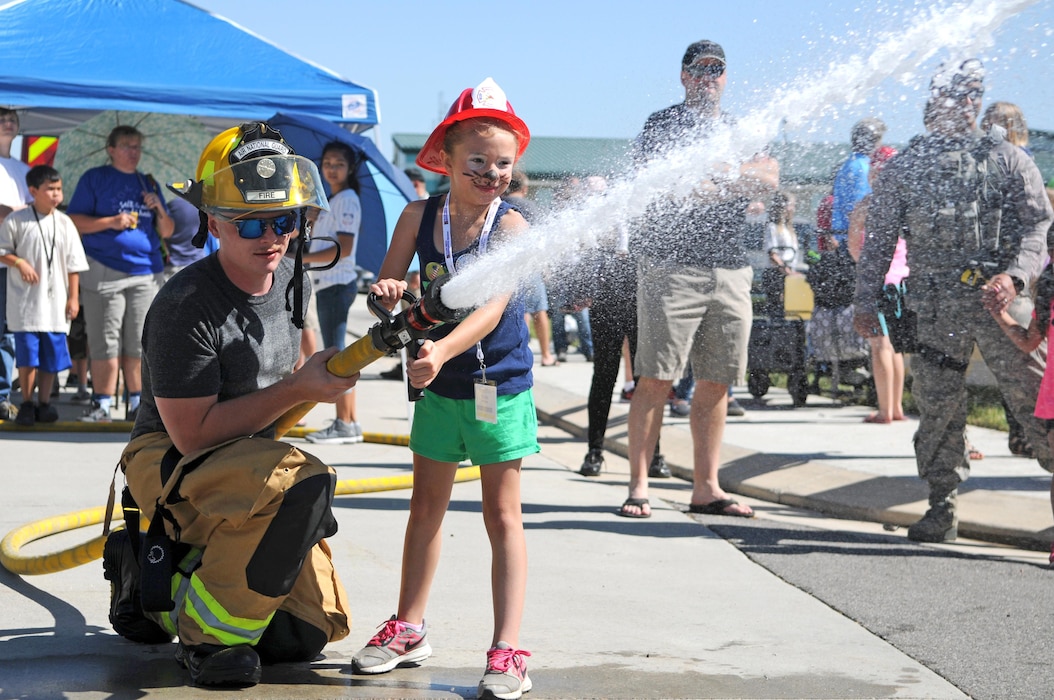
[1,276,470,575]
[273,273,462,437]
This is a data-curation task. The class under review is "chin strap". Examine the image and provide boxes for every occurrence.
[284,208,309,329]
[283,207,341,330]
[191,210,209,248]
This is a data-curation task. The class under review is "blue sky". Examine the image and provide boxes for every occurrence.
[195,0,1053,150]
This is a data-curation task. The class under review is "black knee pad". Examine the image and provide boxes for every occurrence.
[255,610,328,664]
[246,473,337,597]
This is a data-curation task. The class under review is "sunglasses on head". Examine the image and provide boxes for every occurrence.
[685,61,725,79]
[217,211,300,239]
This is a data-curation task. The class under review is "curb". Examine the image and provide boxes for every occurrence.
[533,380,1054,552]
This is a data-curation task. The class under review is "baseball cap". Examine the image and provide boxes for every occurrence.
[683,40,725,67]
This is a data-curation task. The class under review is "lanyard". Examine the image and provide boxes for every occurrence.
[31,207,56,297]
[441,194,499,272]
[442,194,501,376]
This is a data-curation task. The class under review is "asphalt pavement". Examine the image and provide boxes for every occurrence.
[1,300,1051,698]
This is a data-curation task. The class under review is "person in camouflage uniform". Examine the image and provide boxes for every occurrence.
[854,59,1054,543]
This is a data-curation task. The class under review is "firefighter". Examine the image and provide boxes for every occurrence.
[105,123,358,687]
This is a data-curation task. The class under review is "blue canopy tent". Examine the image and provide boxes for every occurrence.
[0,0,378,135]
[268,113,417,276]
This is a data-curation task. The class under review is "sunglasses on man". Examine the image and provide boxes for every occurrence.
[684,61,725,79]
[215,211,300,239]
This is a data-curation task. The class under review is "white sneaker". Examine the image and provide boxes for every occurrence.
[306,420,363,444]
[80,401,112,423]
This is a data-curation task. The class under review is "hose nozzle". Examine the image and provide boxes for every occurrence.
[368,274,461,354]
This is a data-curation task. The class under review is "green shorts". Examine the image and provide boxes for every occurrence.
[409,389,540,465]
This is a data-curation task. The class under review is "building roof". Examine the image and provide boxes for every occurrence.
[392,133,633,179]
[392,129,1054,187]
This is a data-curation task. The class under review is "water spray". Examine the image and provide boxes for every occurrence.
[436,0,1042,313]
[274,274,461,437]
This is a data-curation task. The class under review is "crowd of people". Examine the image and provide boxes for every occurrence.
[2,37,1054,700]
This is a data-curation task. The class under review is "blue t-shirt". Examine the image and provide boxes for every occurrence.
[67,165,167,275]
[416,195,533,400]
[831,153,871,232]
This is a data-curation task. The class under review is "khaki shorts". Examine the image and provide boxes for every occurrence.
[80,261,160,360]
[635,259,752,385]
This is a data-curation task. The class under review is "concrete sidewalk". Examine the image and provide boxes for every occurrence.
[530,344,1054,553]
[0,359,967,699]
[0,300,1045,698]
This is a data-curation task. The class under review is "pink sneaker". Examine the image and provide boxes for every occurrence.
[351,616,431,674]
[478,642,532,700]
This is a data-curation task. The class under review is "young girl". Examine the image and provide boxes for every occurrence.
[985,262,1054,565]
[303,140,364,444]
[352,78,538,700]
[847,146,907,424]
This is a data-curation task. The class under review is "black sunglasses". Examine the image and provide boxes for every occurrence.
[217,211,300,239]
[685,62,725,79]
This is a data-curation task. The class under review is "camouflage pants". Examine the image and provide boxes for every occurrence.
[911,290,1052,493]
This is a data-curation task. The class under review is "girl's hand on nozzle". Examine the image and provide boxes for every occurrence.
[369,278,408,310]
[407,339,444,389]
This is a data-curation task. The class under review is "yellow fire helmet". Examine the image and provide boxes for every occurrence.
[169,122,329,218]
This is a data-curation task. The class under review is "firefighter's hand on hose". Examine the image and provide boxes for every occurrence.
[297,347,360,401]
[408,340,445,389]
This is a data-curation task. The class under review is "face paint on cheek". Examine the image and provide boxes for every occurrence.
[463,169,505,188]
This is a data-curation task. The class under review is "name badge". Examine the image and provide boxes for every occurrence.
[474,380,498,424]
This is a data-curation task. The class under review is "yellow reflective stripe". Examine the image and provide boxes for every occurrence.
[184,573,273,646]
[161,547,203,636]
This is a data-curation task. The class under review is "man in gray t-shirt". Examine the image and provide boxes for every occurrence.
[112,123,359,689]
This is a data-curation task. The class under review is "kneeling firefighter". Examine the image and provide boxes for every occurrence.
[104,123,358,688]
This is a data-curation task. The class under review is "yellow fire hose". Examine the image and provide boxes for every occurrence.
[0,338,417,576]
[2,279,468,576]
[1,430,481,576]
[274,334,388,438]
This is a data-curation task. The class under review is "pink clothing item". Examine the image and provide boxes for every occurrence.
[884,237,909,286]
[1035,299,1054,419]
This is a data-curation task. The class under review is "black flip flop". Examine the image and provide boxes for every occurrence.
[616,497,651,519]
[688,498,754,518]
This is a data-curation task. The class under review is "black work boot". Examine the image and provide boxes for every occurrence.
[907,490,958,542]
[648,452,671,479]
[176,642,262,687]
[579,449,604,476]
[102,529,174,644]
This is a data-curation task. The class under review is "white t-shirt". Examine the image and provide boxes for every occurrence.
[764,221,801,269]
[310,188,361,291]
[0,206,89,332]
[0,156,30,210]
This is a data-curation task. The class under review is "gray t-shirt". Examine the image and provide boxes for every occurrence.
[131,253,305,440]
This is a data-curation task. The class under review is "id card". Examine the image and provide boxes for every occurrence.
[474,380,498,424]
